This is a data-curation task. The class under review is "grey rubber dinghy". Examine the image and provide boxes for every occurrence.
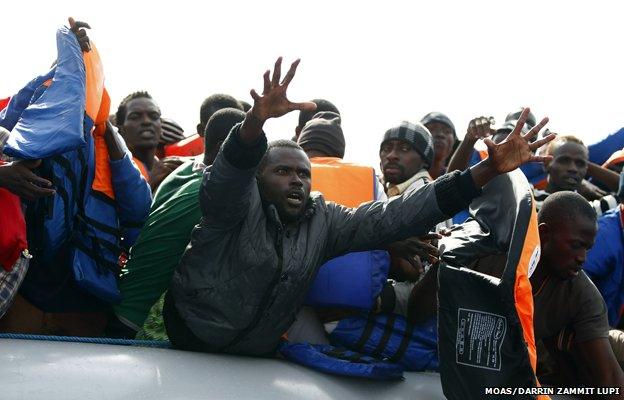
[0,336,580,399]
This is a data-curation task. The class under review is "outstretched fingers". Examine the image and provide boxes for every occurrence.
[523,117,549,142]
[509,107,530,137]
[271,57,282,87]
[250,89,260,102]
[289,101,317,113]
[527,154,553,164]
[262,70,271,94]
[529,132,556,152]
[280,59,301,88]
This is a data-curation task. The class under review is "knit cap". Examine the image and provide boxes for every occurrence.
[298,112,345,158]
[381,121,434,167]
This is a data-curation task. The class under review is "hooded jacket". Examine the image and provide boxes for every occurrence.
[171,124,482,356]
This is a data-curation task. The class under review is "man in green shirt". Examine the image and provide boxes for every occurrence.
[106,108,246,338]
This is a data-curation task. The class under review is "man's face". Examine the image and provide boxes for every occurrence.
[425,121,455,161]
[120,98,162,152]
[258,147,312,223]
[540,216,597,280]
[546,142,589,192]
[379,139,424,185]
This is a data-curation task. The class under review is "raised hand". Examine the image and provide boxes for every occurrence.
[483,107,553,174]
[249,57,316,122]
[466,116,496,143]
[68,17,91,52]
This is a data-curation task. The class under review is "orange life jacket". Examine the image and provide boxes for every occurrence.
[164,133,204,157]
[310,157,376,208]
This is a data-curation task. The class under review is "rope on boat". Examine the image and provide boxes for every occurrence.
[0,333,171,348]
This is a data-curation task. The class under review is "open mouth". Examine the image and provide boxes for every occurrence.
[286,191,304,207]
[564,176,579,184]
[139,129,155,139]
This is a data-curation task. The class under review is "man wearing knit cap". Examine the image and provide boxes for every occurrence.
[380,121,435,198]
[421,112,457,179]
[379,121,450,315]
[293,98,340,142]
[299,111,386,205]
[298,111,346,159]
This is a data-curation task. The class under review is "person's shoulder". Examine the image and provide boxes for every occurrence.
[598,206,622,226]
[153,160,202,202]
[570,271,605,304]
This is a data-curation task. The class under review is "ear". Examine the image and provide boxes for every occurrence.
[538,222,550,244]
[543,158,551,172]
[197,123,204,137]
[295,126,301,138]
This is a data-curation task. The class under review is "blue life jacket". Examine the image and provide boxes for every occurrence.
[329,314,439,371]
[0,27,151,311]
[279,342,404,380]
[584,206,624,327]
[589,128,624,166]
[305,250,389,310]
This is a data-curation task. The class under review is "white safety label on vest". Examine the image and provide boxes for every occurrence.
[527,245,540,278]
[455,308,506,371]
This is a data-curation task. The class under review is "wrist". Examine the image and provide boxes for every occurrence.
[463,136,478,146]
[240,110,266,146]
[469,157,498,188]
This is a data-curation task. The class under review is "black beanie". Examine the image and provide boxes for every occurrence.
[298,111,345,158]
[381,121,434,168]
[505,108,537,129]
[420,111,456,140]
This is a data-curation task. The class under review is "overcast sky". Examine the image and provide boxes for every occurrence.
[2,0,623,167]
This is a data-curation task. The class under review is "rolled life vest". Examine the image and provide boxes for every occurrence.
[0,27,126,305]
[437,170,547,399]
[328,313,439,372]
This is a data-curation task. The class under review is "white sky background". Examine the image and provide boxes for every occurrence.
[1,0,623,167]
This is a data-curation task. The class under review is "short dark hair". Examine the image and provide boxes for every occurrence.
[546,135,587,156]
[538,191,597,226]
[116,91,154,126]
[258,140,304,172]
[204,108,246,153]
[297,99,340,129]
[200,94,243,126]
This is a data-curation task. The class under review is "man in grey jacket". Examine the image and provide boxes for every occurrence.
[164,57,553,356]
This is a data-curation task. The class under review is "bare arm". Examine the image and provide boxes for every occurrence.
[574,337,624,399]
[447,116,494,173]
[447,137,478,173]
[104,121,126,161]
[587,162,620,192]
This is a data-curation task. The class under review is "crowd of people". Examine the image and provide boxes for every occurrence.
[2,18,624,397]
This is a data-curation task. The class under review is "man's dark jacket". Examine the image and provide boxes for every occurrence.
[170,124,481,356]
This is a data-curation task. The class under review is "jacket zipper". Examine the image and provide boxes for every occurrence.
[224,222,285,350]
